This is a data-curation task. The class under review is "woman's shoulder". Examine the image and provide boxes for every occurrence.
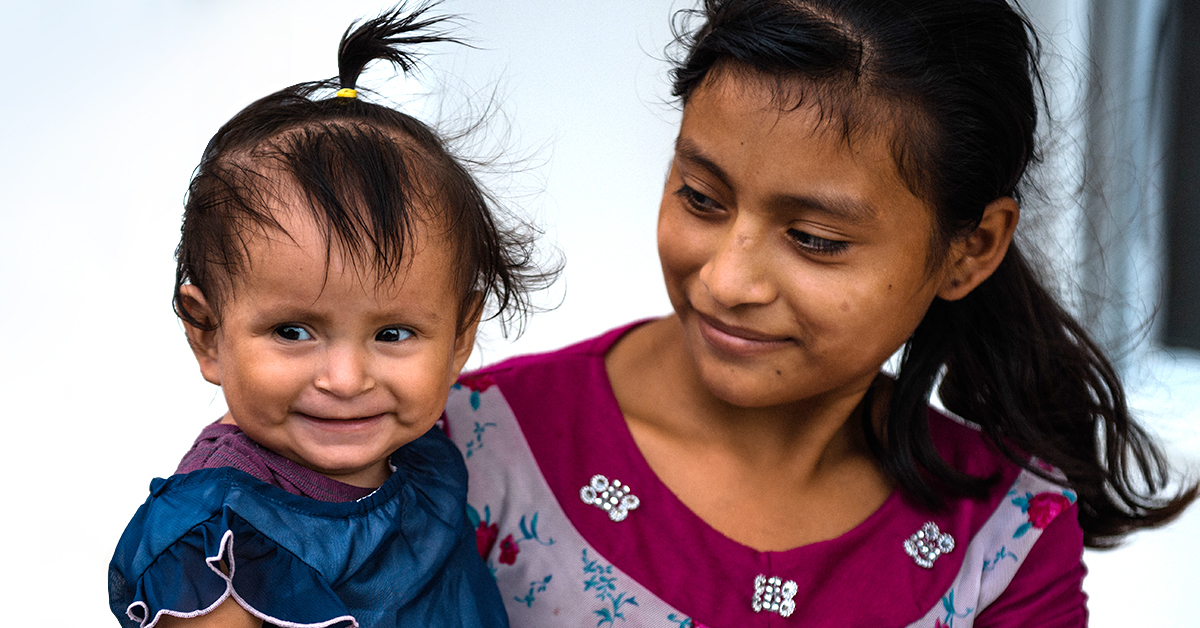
[926,405,1022,480]
[462,319,652,381]
[450,320,653,429]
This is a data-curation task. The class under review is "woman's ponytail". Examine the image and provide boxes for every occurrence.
[915,245,1197,547]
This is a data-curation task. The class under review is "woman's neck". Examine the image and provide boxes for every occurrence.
[609,317,872,471]
[606,316,893,551]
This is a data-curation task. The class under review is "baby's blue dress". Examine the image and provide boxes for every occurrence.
[108,428,508,627]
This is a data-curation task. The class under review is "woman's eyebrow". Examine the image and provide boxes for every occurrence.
[674,137,734,190]
[674,137,878,224]
[766,191,878,225]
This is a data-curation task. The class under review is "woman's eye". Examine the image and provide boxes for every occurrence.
[376,327,414,342]
[275,325,312,341]
[788,230,850,255]
[675,184,722,213]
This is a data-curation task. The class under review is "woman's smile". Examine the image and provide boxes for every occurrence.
[694,311,794,356]
[657,70,953,410]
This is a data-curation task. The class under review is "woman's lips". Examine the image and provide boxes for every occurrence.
[695,313,792,356]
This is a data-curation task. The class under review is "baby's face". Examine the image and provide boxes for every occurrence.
[187,205,475,488]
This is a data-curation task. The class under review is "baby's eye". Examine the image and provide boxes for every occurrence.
[376,327,414,342]
[275,325,312,341]
[788,230,850,256]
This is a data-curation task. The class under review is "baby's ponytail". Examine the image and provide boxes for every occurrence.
[336,3,458,95]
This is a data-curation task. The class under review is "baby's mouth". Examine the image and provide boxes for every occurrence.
[296,412,387,427]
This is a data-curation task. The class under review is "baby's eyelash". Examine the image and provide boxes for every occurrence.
[275,324,312,341]
[788,230,850,255]
[376,327,414,342]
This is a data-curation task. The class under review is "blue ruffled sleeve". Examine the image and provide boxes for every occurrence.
[109,428,507,628]
[109,472,355,628]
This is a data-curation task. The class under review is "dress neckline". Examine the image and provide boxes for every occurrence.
[482,320,1018,626]
[590,319,904,558]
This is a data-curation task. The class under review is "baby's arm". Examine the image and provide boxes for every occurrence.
[156,597,262,628]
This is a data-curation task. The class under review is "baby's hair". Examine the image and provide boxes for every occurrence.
[174,2,551,336]
[670,0,1196,547]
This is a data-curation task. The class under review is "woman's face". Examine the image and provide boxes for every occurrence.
[657,73,954,411]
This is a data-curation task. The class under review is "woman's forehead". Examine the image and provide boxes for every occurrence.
[687,66,937,206]
[696,64,914,142]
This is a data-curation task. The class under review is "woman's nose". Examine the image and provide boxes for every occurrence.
[698,223,777,308]
[314,345,375,397]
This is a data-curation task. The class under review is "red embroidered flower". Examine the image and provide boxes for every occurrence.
[1027,492,1072,529]
[499,534,520,565]
[475,521,499,559]
[459,373,496,392]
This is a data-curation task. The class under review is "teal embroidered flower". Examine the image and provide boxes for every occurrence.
[582,549,639,625]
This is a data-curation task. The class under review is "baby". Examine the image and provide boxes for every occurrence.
[109,6,546,627]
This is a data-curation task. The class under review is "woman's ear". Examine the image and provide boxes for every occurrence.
[938,196,1020,301]
[178,285,222,386]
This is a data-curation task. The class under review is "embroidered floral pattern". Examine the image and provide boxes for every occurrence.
[1010,490,1076,538]
[934,589,974,627]
[514,575,553,608]
[981,546,1019,572]
[454,374,496,410]
[668,614,710,628]
[519,512,555,546]
[667,614,691,628]
[464,420,497,459]
[499,534,520,564]
[582,549,639,625]
[466,504,555,573]
[475,519,499,559]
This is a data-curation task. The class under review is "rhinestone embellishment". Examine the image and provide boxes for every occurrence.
[752,575,797,617]
[579,474,640,522]
[904,521,955,568]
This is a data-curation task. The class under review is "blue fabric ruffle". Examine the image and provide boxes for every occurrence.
[109,428,507,627]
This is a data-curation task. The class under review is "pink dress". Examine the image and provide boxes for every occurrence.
[443,322,1087,627]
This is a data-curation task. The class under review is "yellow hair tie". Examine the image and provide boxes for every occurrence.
[335,88,358,99]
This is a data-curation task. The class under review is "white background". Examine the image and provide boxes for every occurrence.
[0,1,1194,622]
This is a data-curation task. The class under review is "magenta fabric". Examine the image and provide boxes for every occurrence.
[973,511,1088,627]
[177,422,375,502]
[451,321,1088,627]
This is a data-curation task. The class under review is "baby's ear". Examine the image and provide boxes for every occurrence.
[178,285,222,386]
[450,294,484,378]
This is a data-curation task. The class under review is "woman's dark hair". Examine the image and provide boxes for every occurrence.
[670,0,1195,547]
[174,2,552,336]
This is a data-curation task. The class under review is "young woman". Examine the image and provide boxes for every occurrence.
[442,1,1196,625]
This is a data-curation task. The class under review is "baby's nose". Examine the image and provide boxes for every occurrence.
[314,346,375,397]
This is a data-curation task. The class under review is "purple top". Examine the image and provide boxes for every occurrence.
[443,321,1087,627]
[177,422,375,502]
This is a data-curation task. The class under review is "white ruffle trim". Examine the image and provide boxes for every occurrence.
[126,529,359,628]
